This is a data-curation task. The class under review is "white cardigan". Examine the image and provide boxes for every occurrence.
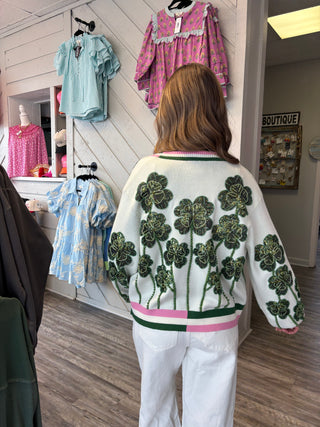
[108,151,304,332]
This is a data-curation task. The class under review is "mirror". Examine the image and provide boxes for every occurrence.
[308,136,320,160]
[7,87,66,179]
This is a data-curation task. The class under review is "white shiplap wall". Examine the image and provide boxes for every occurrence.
[0,0,263,338]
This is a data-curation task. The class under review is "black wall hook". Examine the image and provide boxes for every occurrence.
[78,162,97,172]
[74,17,96,32]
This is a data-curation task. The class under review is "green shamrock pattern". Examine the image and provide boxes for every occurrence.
[108,232,136,267]
[218,175,252,217]
[164,238,189,269]
[254,234,304,326]
[140,212,171,248]
[255,234,285,271]
[138,254,153,277]
[268,265,293,296]
[108,232,136,302]
[174,197,214,236]
[108,172,303,325]
[194,241,217,269]
[135,172,173,213]
[212,214,247,250]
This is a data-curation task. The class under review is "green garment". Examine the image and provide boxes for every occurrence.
[0,297,42,426]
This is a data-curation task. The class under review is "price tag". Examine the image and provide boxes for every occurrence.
[174,17,182,34]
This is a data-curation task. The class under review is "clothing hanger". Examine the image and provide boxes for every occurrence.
[168,0,193,10]
[77,174,98,181]
[74,25,84,37]
[73,22,85,59]
[73,17,96,57]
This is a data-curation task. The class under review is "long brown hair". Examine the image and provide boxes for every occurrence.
[154,63,238,164]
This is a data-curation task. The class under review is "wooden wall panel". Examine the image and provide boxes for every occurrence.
[113,0,154,33]
[108,90,155,158]
[6,53,58,84]
[73,125,122,199]
[5,32,64,68]
[6,71,61,97]
[89,0,150,57]
[2,15,65,51]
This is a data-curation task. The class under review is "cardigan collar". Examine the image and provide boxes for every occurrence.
[153,151,224,161]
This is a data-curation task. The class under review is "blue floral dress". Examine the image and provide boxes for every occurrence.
[47,178,116,287]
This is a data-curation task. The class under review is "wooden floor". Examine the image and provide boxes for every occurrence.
[35,248,320,426]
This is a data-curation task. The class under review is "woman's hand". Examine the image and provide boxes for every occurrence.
[275,326,299,335]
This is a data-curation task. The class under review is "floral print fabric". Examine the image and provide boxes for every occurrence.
[47,178,116,287]
[108,152,304,332]
[135,1,229,109]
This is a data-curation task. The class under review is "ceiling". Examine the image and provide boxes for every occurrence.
[0,0,320,66]
[266,0,320,66]
[0,0,81,36]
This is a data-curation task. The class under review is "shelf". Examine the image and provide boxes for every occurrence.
[11,176,66,200]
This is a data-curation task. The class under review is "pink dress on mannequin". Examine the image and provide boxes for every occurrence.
[7,124,48,178]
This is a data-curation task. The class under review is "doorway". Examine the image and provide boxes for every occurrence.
[261,0,320,268]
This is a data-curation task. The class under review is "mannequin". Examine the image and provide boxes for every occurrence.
[19,105,31,127]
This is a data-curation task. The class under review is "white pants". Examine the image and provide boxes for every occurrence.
[133,322,238,427]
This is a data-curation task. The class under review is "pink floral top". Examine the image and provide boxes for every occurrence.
[134,1,229,109]
[7,124,48,178]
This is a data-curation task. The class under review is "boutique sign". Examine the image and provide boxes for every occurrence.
[262,112,300,127]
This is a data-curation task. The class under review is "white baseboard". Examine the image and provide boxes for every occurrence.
[76,294,131,320]
[288,257,310,267]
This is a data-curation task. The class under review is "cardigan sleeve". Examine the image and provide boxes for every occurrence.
[245,197,304,329]
[134,18,156,91]
[108,174,142,302]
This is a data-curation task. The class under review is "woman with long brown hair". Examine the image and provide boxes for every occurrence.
[108,63,303,426]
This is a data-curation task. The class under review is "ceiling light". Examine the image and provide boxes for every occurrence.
[268,5,320,39]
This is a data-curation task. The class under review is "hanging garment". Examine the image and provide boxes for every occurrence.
[7,123,48,178]
[0,297,42,427]
[135,1,229,109]
[0,165,53,350]
[47,178,116,287]
[54,34,120,121]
